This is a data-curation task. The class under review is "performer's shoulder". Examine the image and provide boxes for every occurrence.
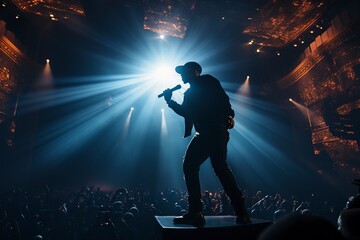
[200,74,220,83]
[200,74,216,79]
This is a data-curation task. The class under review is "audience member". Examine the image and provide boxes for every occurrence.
[337,180,360,240]
[259,212,344,240]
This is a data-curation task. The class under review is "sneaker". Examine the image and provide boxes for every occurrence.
[173,211,205,226]
[233,198,251,224]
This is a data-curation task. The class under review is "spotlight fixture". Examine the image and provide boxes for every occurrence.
[46,59,50,63]
[159,34,165,39]
[276,52,280,56]
[256,49,260,53]
[131,107,134,111]
[161,108,164,112]
[289,98,293,102]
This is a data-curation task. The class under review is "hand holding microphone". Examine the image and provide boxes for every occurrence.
[158,84,181,102]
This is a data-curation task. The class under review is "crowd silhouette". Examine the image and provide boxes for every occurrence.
[1,180,359,240]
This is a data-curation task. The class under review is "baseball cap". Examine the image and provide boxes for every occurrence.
[175,62,202,74]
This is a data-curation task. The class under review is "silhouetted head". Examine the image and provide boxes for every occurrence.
[338,208,360,240]
[123,212,135,225]
[259,213,344,240]
[175,62,202,84]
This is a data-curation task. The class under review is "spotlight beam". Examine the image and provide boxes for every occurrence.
[289,99,312,127]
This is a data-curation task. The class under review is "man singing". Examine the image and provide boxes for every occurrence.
[162,62,250,226]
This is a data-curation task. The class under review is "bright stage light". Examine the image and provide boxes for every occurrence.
[159,34,165,39]
[35,58,53,90]
[288,98,316,127]
[161,107,167,136]
[131,107,134,111]
[151,64,177,83]
[238,75,250,95]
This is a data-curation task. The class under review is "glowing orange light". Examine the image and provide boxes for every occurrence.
[238,76,250,95]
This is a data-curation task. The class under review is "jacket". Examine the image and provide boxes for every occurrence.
[167,74,234,137]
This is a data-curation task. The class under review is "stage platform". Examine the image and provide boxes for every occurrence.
[154,215,273,240]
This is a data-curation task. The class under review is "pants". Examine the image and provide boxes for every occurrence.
[183,128,243,212]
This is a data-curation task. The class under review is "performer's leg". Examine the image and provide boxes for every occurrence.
[210,131,251,223]
[173,134,208,225]
[210,131,242,201]
[183,134,208,212]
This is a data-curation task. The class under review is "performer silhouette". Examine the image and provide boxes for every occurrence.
[162,62,250,226]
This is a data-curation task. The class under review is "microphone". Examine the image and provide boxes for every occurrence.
[158,84,181,98]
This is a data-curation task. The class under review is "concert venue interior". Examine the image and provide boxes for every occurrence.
[0,0,359,239]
